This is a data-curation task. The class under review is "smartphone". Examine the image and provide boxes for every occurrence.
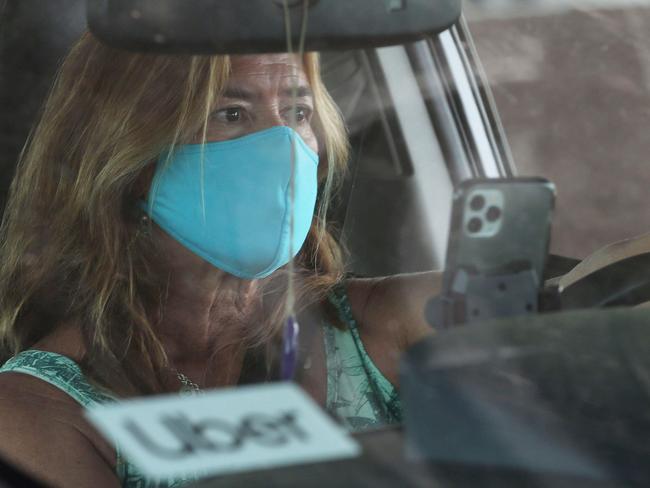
[431,178,556,328]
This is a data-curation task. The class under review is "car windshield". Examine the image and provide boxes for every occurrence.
[467,0,650,260]
[1,0,650,486]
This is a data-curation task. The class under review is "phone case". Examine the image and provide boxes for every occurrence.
[438,177,556,326]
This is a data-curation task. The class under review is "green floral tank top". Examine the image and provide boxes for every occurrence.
[325,284,402,430]
[0,285,401,487]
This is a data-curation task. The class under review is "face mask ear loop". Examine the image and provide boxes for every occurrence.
[280,0,310,381]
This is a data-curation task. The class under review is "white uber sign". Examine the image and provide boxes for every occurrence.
[86,383,360,480]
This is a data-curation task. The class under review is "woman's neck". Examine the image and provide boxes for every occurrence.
[153,226,265,388]
[156,281,262,387]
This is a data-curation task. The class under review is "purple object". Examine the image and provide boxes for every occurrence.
[281,315,300,380]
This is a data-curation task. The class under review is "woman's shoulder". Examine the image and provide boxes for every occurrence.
[345,271,441,347]
[0,368,86,430]
[336,272,439,387]
[0,369,119,487]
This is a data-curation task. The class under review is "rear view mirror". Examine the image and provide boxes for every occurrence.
[87,0,462,54]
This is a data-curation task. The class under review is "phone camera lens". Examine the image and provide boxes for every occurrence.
[470,195,485,211]
[486,206,502,222]
[467,217,483,233]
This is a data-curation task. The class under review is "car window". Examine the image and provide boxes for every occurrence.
[466,2,650,259]
[322,48,452,275]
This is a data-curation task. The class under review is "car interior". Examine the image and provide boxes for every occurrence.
[2,0,650,486]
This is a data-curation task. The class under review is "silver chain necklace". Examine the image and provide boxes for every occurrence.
[174,370,201,394]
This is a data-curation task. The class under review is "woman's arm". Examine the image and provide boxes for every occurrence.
[346,271,441,387]
[0,373,120,488]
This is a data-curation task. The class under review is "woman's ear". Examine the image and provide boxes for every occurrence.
[133,163,156,199]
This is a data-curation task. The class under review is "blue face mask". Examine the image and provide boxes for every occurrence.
[144,126,319,279]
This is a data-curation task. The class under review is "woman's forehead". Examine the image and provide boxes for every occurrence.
[228,53,308,85]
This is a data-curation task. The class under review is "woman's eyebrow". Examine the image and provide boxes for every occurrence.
[220,85,313,100]
[221,87,256,100]
[281,86,314,99]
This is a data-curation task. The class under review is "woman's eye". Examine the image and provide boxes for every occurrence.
[214,107,244,123]
[225,107,242,122]
[291,106,312,123]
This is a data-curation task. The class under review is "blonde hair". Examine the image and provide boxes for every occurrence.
[0,32,349,394]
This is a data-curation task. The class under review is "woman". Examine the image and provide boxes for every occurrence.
[0,33,435,486]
